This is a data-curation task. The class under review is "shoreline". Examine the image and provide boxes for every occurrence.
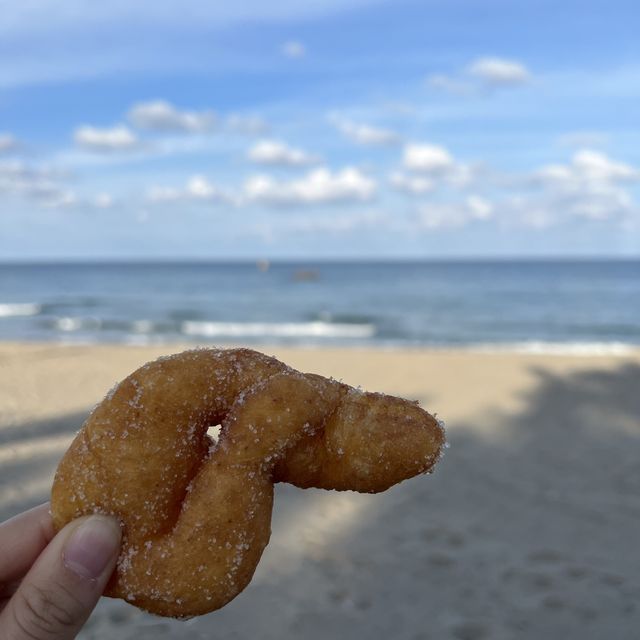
[2,339,640,356]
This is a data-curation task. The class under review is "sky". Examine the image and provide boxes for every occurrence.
[0,0,639,260]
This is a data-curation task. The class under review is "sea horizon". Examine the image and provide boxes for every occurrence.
[1,256,638,265]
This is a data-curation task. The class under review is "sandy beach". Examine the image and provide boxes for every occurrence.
[1,342,639,639]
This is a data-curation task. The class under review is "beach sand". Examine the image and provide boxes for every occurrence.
[1,342,639,639]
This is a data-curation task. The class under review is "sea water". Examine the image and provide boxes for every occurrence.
[0,260,638,351]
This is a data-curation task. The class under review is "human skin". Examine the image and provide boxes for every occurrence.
[0,503,121,640]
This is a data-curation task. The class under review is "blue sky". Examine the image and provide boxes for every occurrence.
[1,0,639,259]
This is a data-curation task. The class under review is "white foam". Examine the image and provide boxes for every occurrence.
[54,316,85,331]
[53,316,101,331]
[468,341,638,356]
[181,320,375,340]
[0,302,41,317]
[132,319,154,333]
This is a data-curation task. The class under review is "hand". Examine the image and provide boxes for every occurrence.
[0,503,121,639]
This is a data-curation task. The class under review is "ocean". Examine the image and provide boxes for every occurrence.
[0,260,638,352]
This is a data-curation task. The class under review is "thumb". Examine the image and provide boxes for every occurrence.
[0,514,121,640]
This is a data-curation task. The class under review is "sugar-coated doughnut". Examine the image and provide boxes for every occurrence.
[51,348,445,618]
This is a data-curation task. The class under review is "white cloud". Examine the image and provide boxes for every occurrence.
[389,171,434,195]
[226,114,270,135]
[0,160,70,206]
[128,100,215,133]
[571,149,637,182]
[467,57,530,86]
[393,147,637,231]
[282,41,306,58]
[247,140,319,166]
[0,160,117,210]
[403,143,455,173]
[418,195,494,229]
[466,195,493,220]
[536,149,638,186]
[426,74,472,96]
[93,192,113,208]
[567,184,633,221]
[401,149,638,231]
[74,124,141,152]
[186,175,221,199]
[0,161,60,185]
[532,149,639,222]
[0,133,20,153]
[147,175,229,204]
[429,56,531,95]
[244,167,376,205]
[412,150,640,230]
[332,119,401,146]
[401,142,479,190]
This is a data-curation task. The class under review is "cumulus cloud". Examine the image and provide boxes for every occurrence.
[332,118,401,146]
[0,161,70,206]
[407,149,638,230]
[244,167,376,206]
[428,56,531,95]
[571,149,637,182]
[531,149,639,221]
[392,145,638,231]
[466,195,493,220]
[147,175,230,204]
[401,142,479,190]
[0,133,20,154]
[128,100,215,133]
[467,57,530,86]
[0,160,116,210]
[282,40,306,58]
[536,150,638,186]
[403,143,455,173]
[226,114,270,135]
[389,171,434,195]
[74,124,141,152]
[247,140,319,167]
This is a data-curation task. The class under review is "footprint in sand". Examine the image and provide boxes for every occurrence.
[526,549,564,564]
[565,565,589,580]
[501,566,555,592]
[540,594,566,611]
[420,526,466,549]
[427,551,456,567]
[449,619,490,640]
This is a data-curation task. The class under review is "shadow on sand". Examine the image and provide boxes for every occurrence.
[1,363,639,639]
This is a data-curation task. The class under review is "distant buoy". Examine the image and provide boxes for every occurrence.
[293,269,319,282]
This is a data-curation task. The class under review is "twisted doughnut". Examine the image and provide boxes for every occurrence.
[51,348,445,618]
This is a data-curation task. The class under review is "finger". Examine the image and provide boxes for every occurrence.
[0,514,121,640]
[0,503,55,586]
